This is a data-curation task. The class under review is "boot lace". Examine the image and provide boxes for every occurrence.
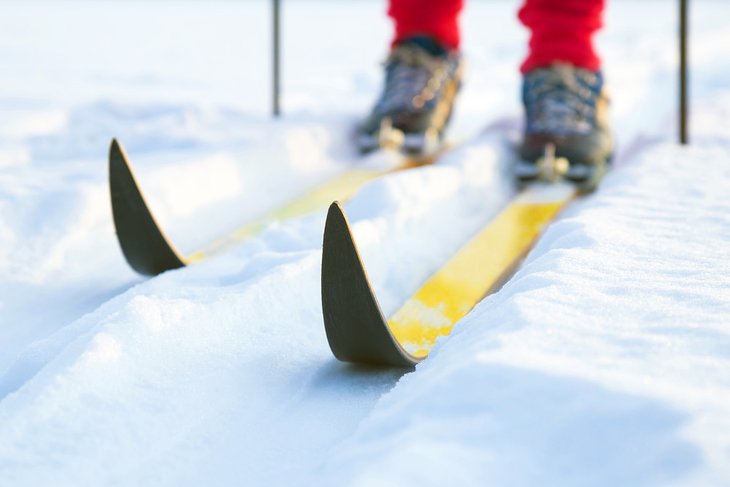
[524,64,602,136]
[376,45,448,114]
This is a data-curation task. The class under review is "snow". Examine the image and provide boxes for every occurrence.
[324,142,730,486]
[1,0,729,485]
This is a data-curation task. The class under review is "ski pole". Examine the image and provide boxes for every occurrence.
[273,0,281,117]
[679,0,689,144]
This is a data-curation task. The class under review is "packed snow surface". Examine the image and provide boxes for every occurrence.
[1,1,729,485]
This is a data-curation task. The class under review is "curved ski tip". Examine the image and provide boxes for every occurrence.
[327,200,345,217]
[109,138,130,169]
[108,137,187,276]
[321,199,420,368]
[325,201,349,230]
[109,137,121,157]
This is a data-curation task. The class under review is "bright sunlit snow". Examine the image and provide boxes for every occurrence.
[1,1,729,486]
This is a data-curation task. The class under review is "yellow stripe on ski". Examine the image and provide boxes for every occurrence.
[187,169,388,262]
[387,182,576,357]
[187,153,440,262]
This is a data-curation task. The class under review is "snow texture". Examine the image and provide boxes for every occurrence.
[1,1,729,486]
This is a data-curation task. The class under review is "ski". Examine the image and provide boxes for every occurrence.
[109,138,443,276]
[321,149,588,367]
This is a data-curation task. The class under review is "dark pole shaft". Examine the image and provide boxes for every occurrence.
[273,0,281,117]
[679,0,688,144]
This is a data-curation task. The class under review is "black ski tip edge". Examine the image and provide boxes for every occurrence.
[321,202,422,367]
[108,138,187,276]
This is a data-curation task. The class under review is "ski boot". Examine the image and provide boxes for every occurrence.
[516,63,613,191]
[357,36,464,157]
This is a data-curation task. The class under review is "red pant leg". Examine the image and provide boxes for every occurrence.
[519,0,606,73]
[388,0,464,50]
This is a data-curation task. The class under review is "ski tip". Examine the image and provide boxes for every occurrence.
[108,138,138,204]
[109,138,125,164]
[324,202,351,247]
[109,138,134,179]
[326,200,346,224]
[321,202,421,368]
[108,138,186,276]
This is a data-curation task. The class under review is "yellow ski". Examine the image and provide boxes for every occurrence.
[109,139,439,276]
[321,182,577,366]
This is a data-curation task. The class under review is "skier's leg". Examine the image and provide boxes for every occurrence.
[518,0,605,73]
[356,0,465,155]
[388,0,464,51]
[516,0,613,187]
